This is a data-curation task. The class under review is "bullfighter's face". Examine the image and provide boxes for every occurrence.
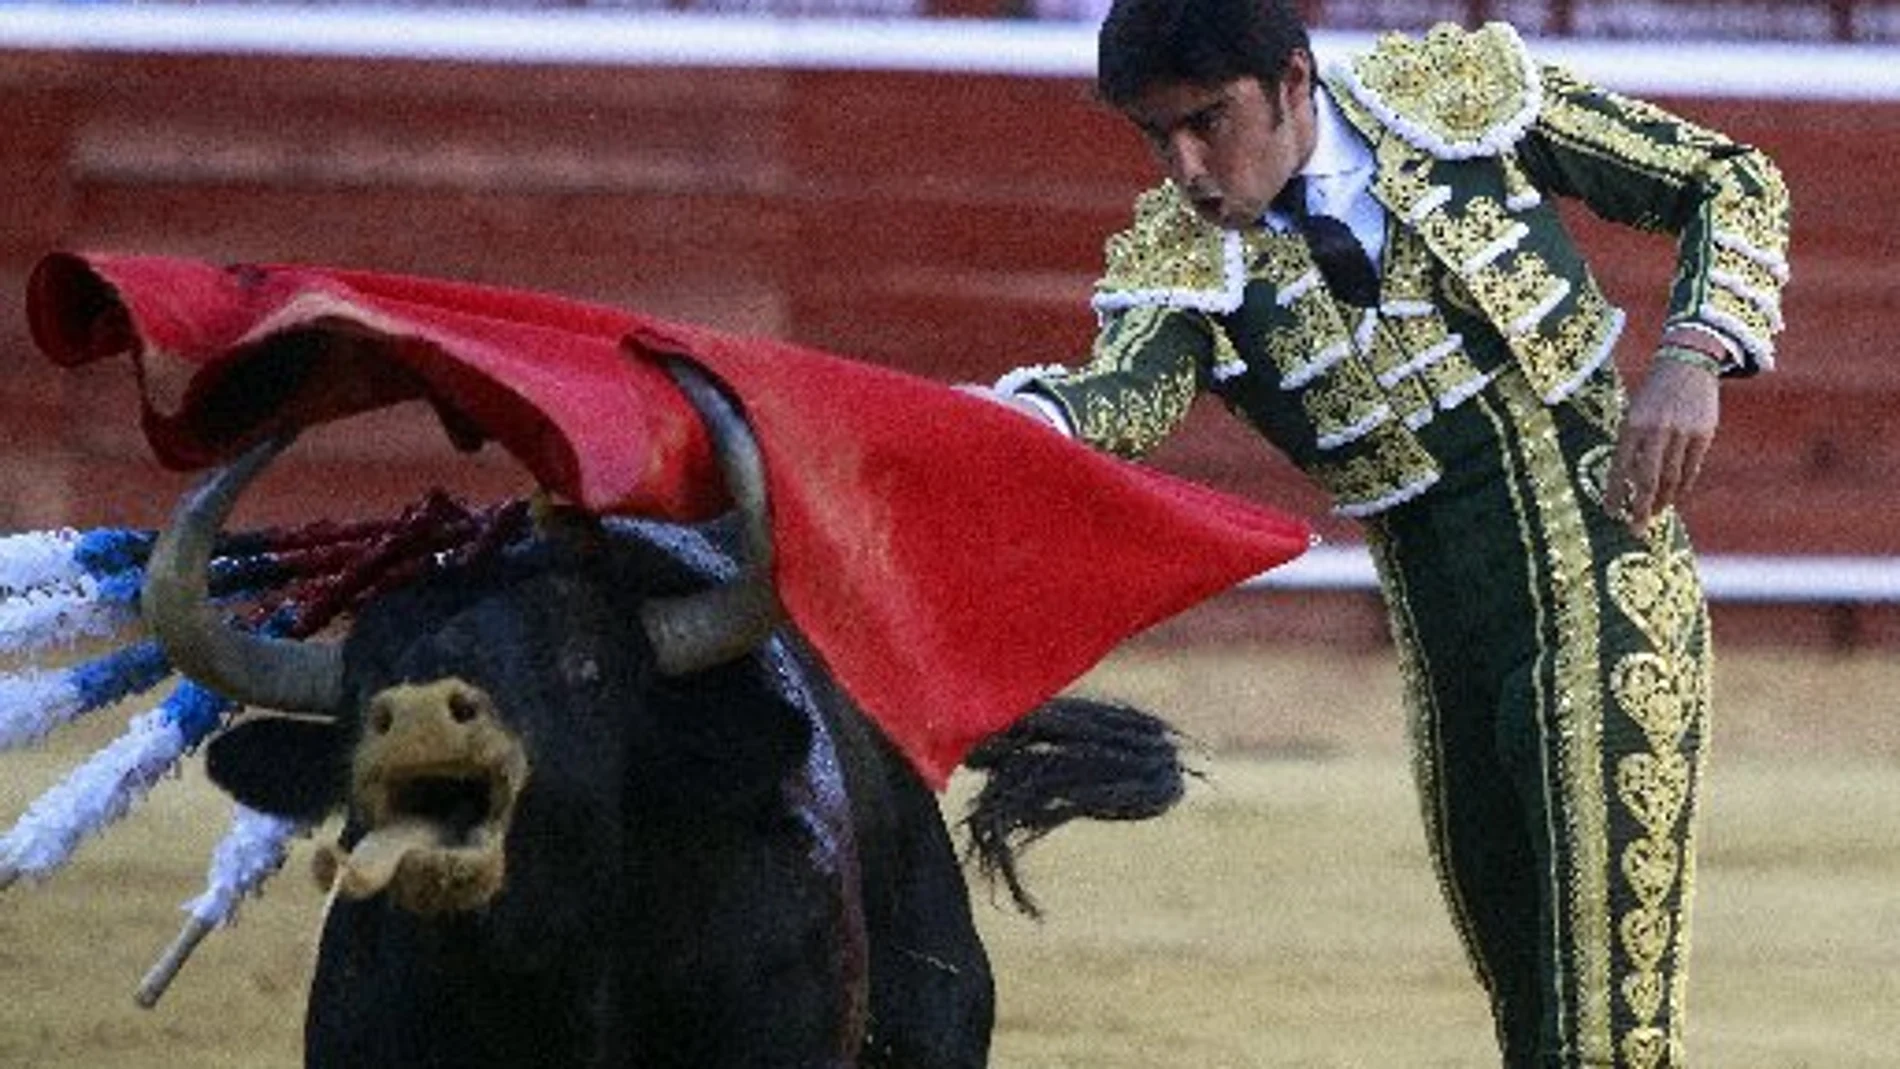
[1122,51,1318,231]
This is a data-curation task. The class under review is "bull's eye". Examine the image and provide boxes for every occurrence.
[369,702,395,736]
[560,647,602,687]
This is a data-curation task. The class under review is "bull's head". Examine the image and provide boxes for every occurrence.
[141,361,781,915]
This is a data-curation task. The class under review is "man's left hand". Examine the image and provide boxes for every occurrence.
[1605,353,1721,534]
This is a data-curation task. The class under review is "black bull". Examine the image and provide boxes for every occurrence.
[141,367,1188,1068]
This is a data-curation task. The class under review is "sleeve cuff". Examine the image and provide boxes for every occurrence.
[1663,319,1754,376]
[993,366,1078,436]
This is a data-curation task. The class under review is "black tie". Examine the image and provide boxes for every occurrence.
[1272,177,1380,308]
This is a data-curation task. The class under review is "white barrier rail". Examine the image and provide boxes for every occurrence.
[1252,547,1900,604]
[2,6,1900,100]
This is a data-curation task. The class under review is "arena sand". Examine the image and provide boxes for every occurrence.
[2,645,1895,1067]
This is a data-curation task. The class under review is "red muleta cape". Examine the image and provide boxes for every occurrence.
[27,253,1310,788]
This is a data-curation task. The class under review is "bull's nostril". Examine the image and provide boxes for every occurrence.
[448,692,480,724]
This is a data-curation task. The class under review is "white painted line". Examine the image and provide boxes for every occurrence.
[1249,546,1900,603]
[2,8,1898,100]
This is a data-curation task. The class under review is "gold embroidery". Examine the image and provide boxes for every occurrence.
[1381,221,1440,300]
[1623,1027,1669,1069]
[1418,347,1492,410]
[1438,270,1486,318]
[1604,513,1710,1067]
[1287,290,1353,359]
[1703,174,1789,354]
[1097,183,1229,297]
[1708,239,1786,302]
[1709,161,1792,273]
[1610,552,1702,657]
[1387,368,1437,428]
[1621,836,1681,909]
[1414,196,1525,274]
[1388,165,1620,408]
[1261,327,1321,386]
[1367,139,1447,223]
[1511,282,1622,403]
[1044,304,1202,458]
[1563,365,1625,439]
[1247,231,1360,389]
[1243,217,1491,513]
[1381,376,1709,1064]
[1090,302,1168,373]
[1364,315,1443,427]
[1250,228,1313,281]
[1536,65,1727,184]
[1615,752,1690,834]
[1336,22,1539,158]
[1580,445,1616,507]
[1069,368,1198,459]
[1619,906,1673,972]
[1310,423,1441,516]
[1500,150,1540,207]
[1700,250,1785,361]
[1486,374,1616,1060]
[1366,229,1475,408]
[1534,62,1791,368]
[1613,654,1693,747]
[1461,247,1571,337]
[1301,355,1391,449]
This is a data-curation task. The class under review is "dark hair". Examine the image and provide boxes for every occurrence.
[1097,0,1311,108]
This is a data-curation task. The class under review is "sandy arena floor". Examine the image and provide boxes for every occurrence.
[2,644,1896,1067]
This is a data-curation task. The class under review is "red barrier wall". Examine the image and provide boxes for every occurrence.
[1,48,1892,645]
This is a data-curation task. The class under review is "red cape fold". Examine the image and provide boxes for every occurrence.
[27,252,1311,787]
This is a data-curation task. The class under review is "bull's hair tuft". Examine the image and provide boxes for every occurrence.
[959,697,1196,918]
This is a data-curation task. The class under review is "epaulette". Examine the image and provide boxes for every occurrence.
[1327,21,1542,160]
[1092,182,1249,316]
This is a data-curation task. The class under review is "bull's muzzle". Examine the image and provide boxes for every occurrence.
[315,679,530,915]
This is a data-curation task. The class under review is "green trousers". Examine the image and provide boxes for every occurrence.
[1365,367,1711,1068]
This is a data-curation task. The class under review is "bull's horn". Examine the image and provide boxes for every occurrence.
[639,360,782,676]
[142,434,346,714]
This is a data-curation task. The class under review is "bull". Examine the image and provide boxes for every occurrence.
[139,363,1187,1068]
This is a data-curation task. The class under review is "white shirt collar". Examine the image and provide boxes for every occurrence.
[1306,86,1374,181]
[1268,86,1388,269]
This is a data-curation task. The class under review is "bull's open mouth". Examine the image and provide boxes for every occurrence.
[387,769,502,847]
[316,681,531,915]
[318,764,520,915]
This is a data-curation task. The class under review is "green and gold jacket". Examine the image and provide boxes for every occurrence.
[1024,22,1791,517]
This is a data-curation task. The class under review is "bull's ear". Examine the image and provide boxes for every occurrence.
[205,717,349,822]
